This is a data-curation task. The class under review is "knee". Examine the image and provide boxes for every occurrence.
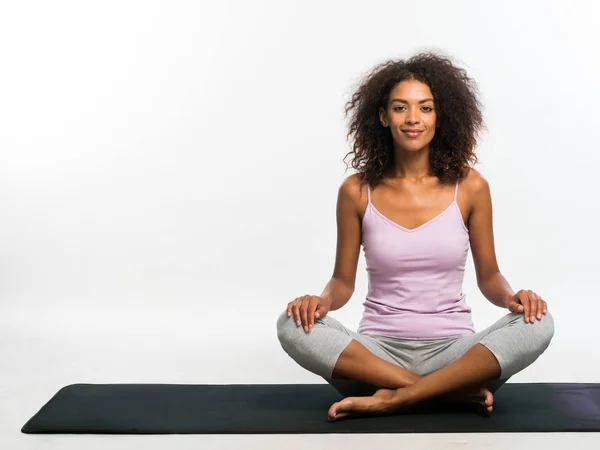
[276,309,301,351]
[533,310,555,351]
[276,308,328,356]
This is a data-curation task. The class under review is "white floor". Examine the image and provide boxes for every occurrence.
[2,307,599,450]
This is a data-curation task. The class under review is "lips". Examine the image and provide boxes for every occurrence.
[402,130,423,138]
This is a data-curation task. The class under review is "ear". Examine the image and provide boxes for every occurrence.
[379,107,388,127]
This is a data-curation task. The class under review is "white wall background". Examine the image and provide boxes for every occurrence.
[1,0,599,406]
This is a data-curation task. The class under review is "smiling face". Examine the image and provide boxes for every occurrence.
[379,79,437,152]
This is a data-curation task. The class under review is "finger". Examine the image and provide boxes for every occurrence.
[506,300,515,313]
[508,296,523,313]
[315,303,326,319]
[300,298,309,331]
[536,297,544,319]
[307,297,318,330]
[529,292,538,322]
[522,296,531,323]
[508,300,521,313]
[287,301,294,317]
[513,303,524,313]
[293,301,302,327]
[543,300,548,314]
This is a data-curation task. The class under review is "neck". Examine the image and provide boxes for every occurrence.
[391,145,432,182]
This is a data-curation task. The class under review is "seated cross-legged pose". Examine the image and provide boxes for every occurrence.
[276,51,555,422]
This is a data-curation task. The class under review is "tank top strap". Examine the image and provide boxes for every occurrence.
[366,183,371,204]
[453,180,459,202]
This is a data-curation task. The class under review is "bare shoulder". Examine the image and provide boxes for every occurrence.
[339,173,365,212]
[461,167,492,222]
[340,173,363,194]
[463,166,490,197]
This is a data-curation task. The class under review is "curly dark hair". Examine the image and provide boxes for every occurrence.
[343,50,486,190]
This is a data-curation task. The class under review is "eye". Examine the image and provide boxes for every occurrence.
[393,106,434,112]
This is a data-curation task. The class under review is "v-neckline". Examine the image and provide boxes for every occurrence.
[367,200,456,233]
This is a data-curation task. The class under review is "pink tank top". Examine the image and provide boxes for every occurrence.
[357,180,476,338]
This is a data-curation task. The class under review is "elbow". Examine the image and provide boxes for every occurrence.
[476,271,501,288]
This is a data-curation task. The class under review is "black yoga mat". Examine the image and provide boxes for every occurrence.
[21,382,600,434]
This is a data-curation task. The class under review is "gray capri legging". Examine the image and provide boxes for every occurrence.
[276,309,555,397]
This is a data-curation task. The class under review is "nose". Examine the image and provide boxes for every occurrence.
[405,107,420,124]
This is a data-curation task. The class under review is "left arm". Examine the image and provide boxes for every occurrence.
[478,272,515,309]
[467,170,514,308]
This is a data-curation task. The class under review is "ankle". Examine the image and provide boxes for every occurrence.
[393,384,418,406]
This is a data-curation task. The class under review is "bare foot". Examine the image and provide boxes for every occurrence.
[439,384,494,416]
[327,385,494,421]
[328,387,407,421]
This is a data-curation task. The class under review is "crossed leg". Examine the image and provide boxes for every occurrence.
[327,311,554,421]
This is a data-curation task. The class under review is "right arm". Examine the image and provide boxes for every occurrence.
[288,175,363,330]
[320,174,363,311]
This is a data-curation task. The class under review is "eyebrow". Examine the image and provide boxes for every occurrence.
[391,98,434,104]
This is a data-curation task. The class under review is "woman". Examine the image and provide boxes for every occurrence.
[276,51,554,422]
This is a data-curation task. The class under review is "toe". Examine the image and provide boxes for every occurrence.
[328,398,355,420]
